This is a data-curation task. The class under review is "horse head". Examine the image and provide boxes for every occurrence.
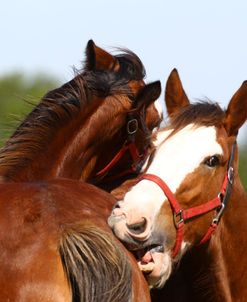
[108,69,247,288]
[0,40,161,184]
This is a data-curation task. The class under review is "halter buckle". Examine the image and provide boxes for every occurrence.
[173,209,184,228]
[212,203,225,225]
[127,119,138,135]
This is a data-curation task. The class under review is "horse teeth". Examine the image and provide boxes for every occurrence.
[138,261,155,273]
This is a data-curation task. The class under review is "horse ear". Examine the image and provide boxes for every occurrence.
[223,81,247,136]
[85,40,120,71]
[134,81,161,110]
[165,68,190,116]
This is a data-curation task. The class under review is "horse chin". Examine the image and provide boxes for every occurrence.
[108,216,173,287]
[135,247,172,288]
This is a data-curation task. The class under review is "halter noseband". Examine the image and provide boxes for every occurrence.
[139,142,236,258]
[96,114,148,180]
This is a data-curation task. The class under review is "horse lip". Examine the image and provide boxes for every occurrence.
[134,243,165,275]
[122,237,146,251]
[130,242,164,255]
[108,217,164,254]
[122,234,164,251]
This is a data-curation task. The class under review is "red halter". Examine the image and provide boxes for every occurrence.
[96,117,148,180]
[96,141,146,178]
[139,142,236,258]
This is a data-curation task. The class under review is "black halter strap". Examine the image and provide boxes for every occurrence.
[214,141,236,224]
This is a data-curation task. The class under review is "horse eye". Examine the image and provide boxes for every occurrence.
[204,155,220,167]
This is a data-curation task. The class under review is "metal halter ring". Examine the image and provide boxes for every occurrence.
[212,203,225,225]
[228,166,234,184]
[127,119,138,135]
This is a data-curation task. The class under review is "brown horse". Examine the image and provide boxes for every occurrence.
[0,40,161,188]
[0,42,163,301]
[0,179,151,301]
[109,69,247,301]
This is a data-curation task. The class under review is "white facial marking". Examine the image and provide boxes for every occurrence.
[153,129,172,147]
[140,129,173,173]
[154,100,163,121]
[180,241,190,255]
[122,178,166,226]
[148,124,223,192]
[123,124,223,226]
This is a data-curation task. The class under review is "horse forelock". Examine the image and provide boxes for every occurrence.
[166,101,225,137]
[59,224,132,302]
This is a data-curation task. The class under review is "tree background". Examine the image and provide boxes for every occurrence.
[0,73,59,142]
[0,72,246,190]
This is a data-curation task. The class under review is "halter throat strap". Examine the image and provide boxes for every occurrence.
[139,141,237,257]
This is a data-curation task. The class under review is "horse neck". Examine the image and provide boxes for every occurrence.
[0,80,127,182]
[56,98,127,182]
[184,176,247,301]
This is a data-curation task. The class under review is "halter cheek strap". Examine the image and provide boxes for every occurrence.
[139,142,236,258]
[96,141,146,177]
[96,117,148,179]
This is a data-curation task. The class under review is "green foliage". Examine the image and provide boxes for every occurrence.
[0,72,59,143]
[239,147,247,191]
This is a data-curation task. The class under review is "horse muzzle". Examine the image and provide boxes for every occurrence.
[108,206,152,242]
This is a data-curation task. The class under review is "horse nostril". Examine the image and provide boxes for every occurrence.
[126,217,147,235]
[112,202,125,217]
[113,202,121,210]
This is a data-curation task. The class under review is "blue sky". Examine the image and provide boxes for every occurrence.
[1,0,247,144]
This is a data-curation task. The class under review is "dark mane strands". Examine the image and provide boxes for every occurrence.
[0,49,145,176]
[116,48,146,80]
[59,224,132,302]
[83,48,146,97]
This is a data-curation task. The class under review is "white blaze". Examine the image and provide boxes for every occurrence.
[123,124,223,221]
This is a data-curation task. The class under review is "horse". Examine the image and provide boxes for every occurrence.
[0,41,163,301]
[0,178,152,301]
[0,40,162,189]
[108,69,247,301]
